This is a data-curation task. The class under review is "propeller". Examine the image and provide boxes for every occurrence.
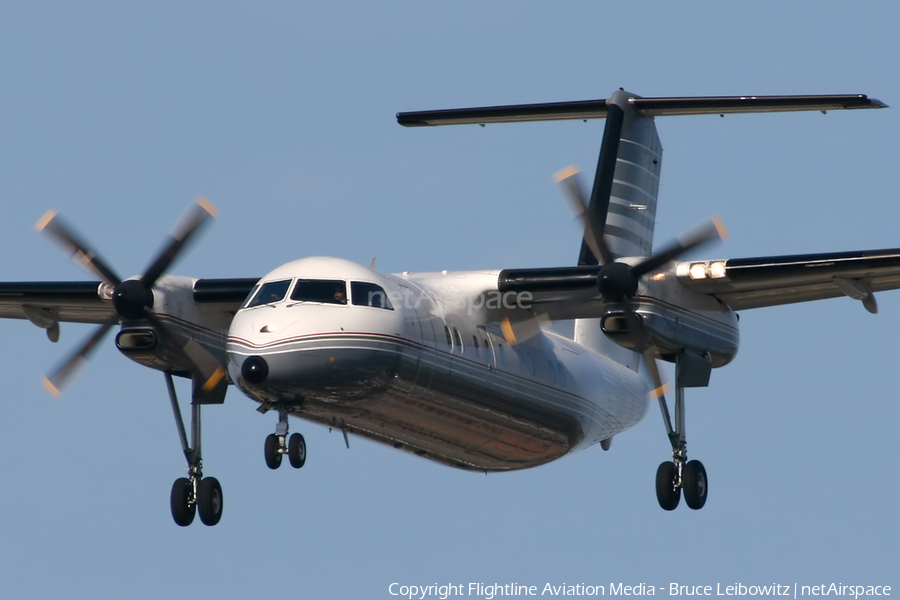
[556,166,727,302]
[555,164,726,398]
[36,198,225,396]
[501,98,726,412]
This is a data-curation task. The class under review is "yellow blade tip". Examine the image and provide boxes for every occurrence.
[500,317,517,345]
[196,196,218,218]
[712,216,729,241]
[201,367,225,392]
[201,367,226,392]
[648,383,671,399]
[553,165,580,183]
[41,377,62,398]
[35,210,58,233]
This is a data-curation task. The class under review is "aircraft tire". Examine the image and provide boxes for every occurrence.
[655,461,681,511]
[682,460,708,510]
[288,433,306,469]
[170,477,195,527]
[264,434,282,469]
[197,477,224,526]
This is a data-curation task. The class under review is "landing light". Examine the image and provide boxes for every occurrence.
[260,324,277,333]
[709,261,727,278]
[688,261,727,280]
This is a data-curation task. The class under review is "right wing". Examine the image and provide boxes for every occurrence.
[0,278,258,338]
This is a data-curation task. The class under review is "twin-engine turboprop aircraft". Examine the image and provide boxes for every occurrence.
[1,90,897,526]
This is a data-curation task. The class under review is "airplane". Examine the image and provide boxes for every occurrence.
[0,89,895,527]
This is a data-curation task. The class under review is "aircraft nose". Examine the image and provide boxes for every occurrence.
[241,355,269,384]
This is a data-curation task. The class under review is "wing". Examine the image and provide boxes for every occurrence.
[495,247,900,318]
[0,278,258,337]
[0,282,113,325]
[675,247,900,312]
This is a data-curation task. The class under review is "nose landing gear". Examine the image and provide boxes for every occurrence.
[264,407,306,470]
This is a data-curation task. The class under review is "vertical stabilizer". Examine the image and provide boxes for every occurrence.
[575,91,662,370]
[596,90,662,259]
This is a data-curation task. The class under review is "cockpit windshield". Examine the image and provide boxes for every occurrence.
[243,279,292,308]
[351,281,393,310]
[290,279,348,305]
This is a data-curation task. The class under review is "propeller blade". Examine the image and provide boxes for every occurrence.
[35,211,122,287]
[578,103,625,266]
[555,166,614,266]
[631,217,728,279]
[499,312,549,345]
[181,339,227,393]
[144,311,226,393]
[140,197,217,287]
[42,316,118,397]
[642,346,671,401]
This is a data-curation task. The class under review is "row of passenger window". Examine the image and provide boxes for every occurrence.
[443,326,504,362]
[244,278,393,310]
[442,325,567,387]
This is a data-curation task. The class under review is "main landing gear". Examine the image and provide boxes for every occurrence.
[165,372,224,526]
[264,407,306,470]
[652,351,710,511]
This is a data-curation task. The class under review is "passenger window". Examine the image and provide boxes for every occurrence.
[444,326,453,348]
[472,336,481,357]
[290,279,347,305]
[453,328,464,352]
[351,281,394,310]
[245,279,292,308]
[525,353,535,376]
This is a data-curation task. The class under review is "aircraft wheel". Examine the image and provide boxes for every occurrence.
[655,461,681,511]
[288,433,306,469]
[264,433,282,469]
[170,477,195,527]
[197,477,224,526]
[682,460,708,510]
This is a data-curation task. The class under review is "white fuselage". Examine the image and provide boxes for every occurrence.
[225,257,649,471]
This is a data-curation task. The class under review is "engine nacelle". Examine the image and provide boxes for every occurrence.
[600,300,738,368]
[115,327,191,373]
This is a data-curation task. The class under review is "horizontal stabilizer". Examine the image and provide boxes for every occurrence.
[397,94,886,127]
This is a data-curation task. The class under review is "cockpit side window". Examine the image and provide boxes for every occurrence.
[350,281,394,310]
[291,279,348,305]
[242,284,260,308]
[244,279,292,308]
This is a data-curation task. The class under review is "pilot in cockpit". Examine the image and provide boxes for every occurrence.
[334,286,347,304]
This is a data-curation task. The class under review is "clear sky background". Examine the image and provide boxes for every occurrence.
[0,3,897,599]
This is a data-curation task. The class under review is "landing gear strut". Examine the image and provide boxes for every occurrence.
[653,352,709,511]
[165,372,223,526]
[264,407,306,470]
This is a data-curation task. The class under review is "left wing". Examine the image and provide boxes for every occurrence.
[674,247,900,313]
[496,247,900,318]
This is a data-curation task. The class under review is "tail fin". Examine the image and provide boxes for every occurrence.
[398,91,886,368]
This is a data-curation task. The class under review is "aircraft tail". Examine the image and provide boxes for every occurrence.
[398,91,886,369]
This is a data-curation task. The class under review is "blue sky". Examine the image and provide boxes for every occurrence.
[0,2,897,599]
